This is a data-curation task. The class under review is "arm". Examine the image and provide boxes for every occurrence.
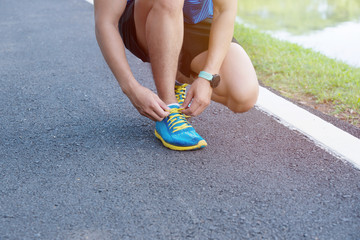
[203,0,237,74]
[94,0,169,121]
[182,0,237,116]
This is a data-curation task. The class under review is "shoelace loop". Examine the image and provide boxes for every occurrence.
[175,84,187,105]
[167,108,191,133]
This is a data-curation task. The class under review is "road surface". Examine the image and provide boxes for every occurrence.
[1,0,359,239]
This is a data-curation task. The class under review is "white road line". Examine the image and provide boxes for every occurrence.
[85,0,360,169]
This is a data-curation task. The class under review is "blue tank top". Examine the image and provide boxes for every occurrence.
[183,0,213,24]
[126,0,213,24]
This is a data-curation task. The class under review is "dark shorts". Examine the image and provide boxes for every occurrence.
[118,1,239,77]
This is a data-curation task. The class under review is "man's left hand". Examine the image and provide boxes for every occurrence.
[181,78,213,116]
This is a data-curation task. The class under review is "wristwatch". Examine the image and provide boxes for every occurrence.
[198,71,221,88]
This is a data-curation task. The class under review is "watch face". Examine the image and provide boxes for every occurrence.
[211,74,221,88]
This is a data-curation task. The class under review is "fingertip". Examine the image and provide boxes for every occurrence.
[165,104,171,110]
[181,100,190,109]
[159,110,169,119]
[181,109,190,116]
[157,99,170,111]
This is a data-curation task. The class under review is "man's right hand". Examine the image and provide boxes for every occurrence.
[126,84,170,122]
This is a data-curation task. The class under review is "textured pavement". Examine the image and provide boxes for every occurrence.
[1,0,360,239]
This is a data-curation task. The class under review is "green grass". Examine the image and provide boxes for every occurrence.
[234,23,360,124]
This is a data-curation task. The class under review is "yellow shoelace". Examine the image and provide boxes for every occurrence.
[166,108,191,133]
[175,84,188,105]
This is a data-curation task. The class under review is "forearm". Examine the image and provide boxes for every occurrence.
[95,23,139,95]
[203,2,237,74]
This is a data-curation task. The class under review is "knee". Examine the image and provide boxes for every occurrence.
[153,0,184,14]
[229,101,255,113]
[228,86,259,114]
[229,102,255,113]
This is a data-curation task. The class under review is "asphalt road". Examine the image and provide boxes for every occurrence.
[1,0,359,239]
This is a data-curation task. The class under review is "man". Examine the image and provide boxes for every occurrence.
[94,0,259,150]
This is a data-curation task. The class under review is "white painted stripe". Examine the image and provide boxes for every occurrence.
[85,0,93,4]
[256,87,360,169]
[85,0,360,169]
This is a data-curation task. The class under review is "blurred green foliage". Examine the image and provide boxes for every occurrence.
[234,23,360,123]
[237,0,360,34]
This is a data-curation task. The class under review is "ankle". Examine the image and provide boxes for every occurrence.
[175,80,184,86]
[176,71,194,85]
[162,97,178,105]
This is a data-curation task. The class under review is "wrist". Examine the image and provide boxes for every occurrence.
[197,76,211,86]
[121,77,140,97]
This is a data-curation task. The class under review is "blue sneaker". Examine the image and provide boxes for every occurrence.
[155,104,207,151]
[175,83,188,105]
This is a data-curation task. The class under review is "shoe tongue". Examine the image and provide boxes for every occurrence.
[167,103,180,109]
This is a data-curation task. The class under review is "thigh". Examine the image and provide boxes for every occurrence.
[190,43,259,106]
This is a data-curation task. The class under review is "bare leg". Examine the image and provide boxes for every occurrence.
[190,43,259,113]
[134,0,184,105]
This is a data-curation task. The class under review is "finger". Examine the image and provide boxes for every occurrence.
[153,103,169,120]
[140,107,162,122]
[182,98,199,116]
[181,89,193,109]
[181,108,193,116]
[154,97,170,118]
[147,107,166,122]
[142,112,157,122]
[156,97,171,111]
[191,104,206,116]
[152,113,164,122]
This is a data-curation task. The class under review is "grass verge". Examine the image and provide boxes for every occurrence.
[234,23,360,127]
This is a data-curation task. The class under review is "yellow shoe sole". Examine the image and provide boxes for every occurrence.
[155,130,207,151]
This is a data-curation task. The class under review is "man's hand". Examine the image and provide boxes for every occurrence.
[181,78,213,116]
[127,85,170,121]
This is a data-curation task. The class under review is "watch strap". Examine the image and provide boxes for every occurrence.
[198,71,213,81]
